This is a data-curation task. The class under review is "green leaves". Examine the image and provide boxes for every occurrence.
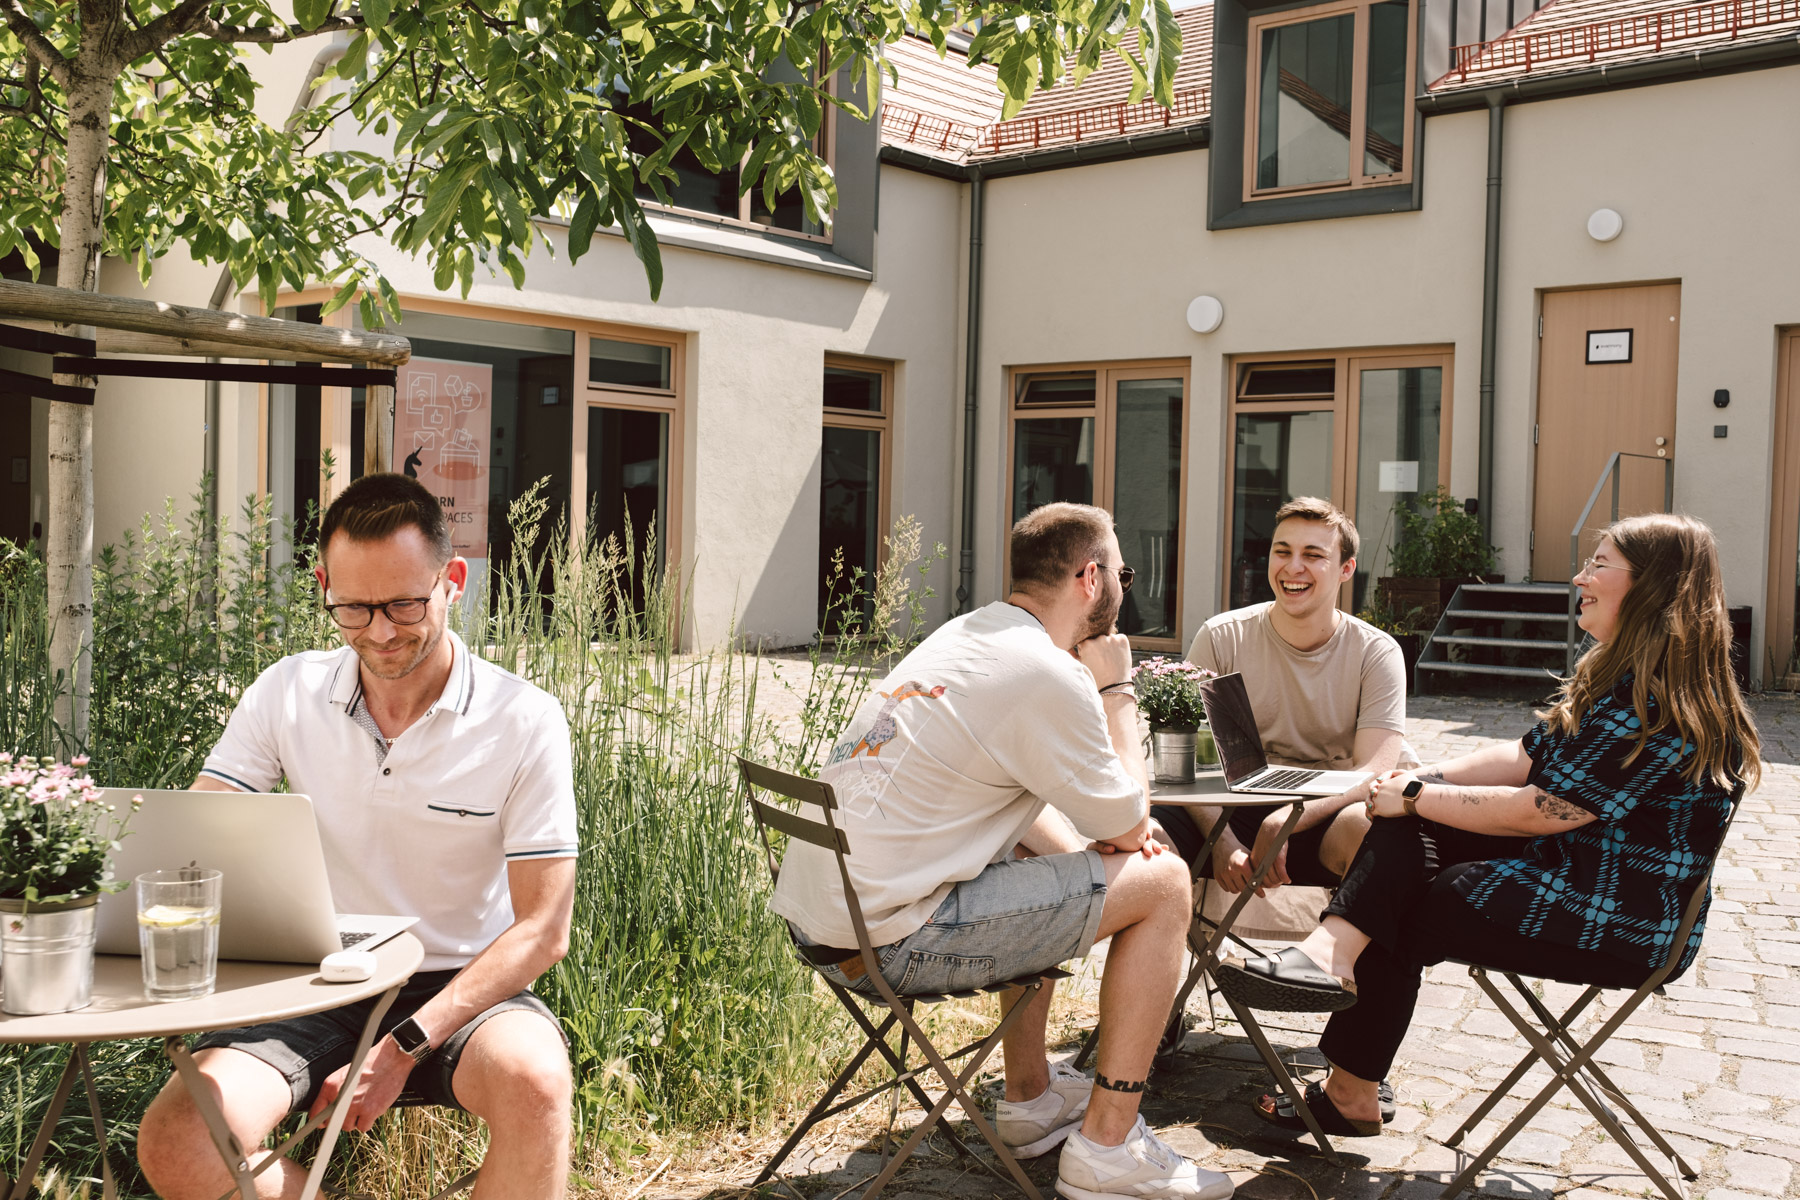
[0,0,1182,316]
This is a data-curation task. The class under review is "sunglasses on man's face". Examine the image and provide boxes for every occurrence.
[1075,562,1134,593]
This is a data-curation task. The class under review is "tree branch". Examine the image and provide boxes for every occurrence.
[0,0,72,88]
[203,15,362,44]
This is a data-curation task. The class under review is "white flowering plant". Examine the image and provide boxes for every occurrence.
[1131,659,1216,732]
[0,755,142,905]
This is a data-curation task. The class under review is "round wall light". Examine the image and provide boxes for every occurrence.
[1587,208,1624,242]
[1186,294,1225,334]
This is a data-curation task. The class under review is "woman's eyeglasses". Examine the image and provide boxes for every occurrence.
[1077,562,1135,593]
[1579,557,1632,576]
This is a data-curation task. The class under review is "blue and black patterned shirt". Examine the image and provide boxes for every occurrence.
[1452,674,1736,975]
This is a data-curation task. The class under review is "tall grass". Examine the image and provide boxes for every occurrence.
[0,480,941,1196]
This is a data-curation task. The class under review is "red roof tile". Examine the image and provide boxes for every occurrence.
[881,6,1213,163]
[1431,0,1800,89]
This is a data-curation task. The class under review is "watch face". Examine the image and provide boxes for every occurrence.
[392,1017,428,1052]
[1402,780,1425,799]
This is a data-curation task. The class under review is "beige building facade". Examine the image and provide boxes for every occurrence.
[9,0,1800,679]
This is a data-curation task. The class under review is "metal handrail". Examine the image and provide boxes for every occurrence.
[1564,451,1675,673]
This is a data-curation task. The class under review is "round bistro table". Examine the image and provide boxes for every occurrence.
[0,932,423,1200]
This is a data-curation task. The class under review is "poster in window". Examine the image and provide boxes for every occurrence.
[394,357,492,563]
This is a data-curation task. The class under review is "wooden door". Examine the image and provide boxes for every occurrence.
[1765,331,1800,686]
[1531,283,1680,582]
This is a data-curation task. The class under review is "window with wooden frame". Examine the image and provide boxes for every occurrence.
[1763,329,1800,687]
[1224,347,1451,613]
[820,354,892,629]
[1244,0,1416,202]
[583,327,684,614]
[1007,362,1189,650]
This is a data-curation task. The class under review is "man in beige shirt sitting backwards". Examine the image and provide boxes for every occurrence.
[1152,496,1407,903]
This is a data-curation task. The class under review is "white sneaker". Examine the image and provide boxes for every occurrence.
[1056,1116,1234,1200]
[996,1061,1093,1157]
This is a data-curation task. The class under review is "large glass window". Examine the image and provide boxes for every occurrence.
[1247,0,1416,200]
[1009,364,1188,649]
[819,357,890,630]
[1225,350,1451,612]
[588,407,669,613]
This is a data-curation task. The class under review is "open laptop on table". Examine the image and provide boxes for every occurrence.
[1199,672,1372,798]
[95,789,415,963]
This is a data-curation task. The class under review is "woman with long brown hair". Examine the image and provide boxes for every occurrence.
[1215,512,1761,1135]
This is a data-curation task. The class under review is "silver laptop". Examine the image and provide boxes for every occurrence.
[1199,672,1372,798]
[95,789,416,963]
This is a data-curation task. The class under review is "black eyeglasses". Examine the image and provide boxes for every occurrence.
[1077,562,1135,593]
[323,572,443,630]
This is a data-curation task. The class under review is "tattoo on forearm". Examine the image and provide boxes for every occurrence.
[1417,770,1449,785]
[1095,1073,1147,1094]
[1532,788,1589,822]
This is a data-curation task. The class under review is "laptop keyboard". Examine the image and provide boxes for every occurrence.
[339,930,375,949]
[1255,767,1325,789]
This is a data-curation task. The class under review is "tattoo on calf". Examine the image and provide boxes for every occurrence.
[1095,1073,1148,1094]
[1533,788,1588,822]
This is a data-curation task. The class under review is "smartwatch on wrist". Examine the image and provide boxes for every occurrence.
[1400,778,1425,818]
[389,1017,434,1063]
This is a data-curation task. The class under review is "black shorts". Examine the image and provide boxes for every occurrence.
[190,969,565,1112]
[1151,802,1343,890]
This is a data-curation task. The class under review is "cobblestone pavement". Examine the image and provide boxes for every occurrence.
[668,692,1800,1200]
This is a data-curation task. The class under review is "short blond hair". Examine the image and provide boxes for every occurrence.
[1273,496,1358,563]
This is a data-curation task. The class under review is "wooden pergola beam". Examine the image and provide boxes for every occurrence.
[0,278,411,366]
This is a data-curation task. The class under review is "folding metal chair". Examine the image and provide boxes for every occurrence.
[1439,787,1744,1200]
[739,756,1074,1200]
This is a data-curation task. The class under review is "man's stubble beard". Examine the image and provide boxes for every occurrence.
[1079,584,1122,642]
[351,618,447,681]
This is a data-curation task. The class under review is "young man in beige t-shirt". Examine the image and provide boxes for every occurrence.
[1151,498,1407,894]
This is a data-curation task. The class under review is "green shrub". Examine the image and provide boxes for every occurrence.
[0,479,942,1193]
[1389,487,1498,579]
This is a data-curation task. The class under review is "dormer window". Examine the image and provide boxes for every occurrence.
[1244,0,1415,200]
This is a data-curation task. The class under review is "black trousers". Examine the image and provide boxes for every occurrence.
[1152,802,1343,889]
[1316,816,1650,1082]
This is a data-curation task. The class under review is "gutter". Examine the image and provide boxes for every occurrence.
[202,37,349,524]
[955,170,984,616]
[1477,97,1502,545]
[880,120,1210,182]
[1420,31,1800,112]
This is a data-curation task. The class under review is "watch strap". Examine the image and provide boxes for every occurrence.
[390,1016,434,1063]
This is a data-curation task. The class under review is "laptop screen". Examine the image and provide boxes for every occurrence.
[1199,673,1269,786]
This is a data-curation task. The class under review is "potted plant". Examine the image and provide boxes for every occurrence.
[1358,595,1430,693]
[1378,487,1501,629]
[0,755,141,1015]
[1131,658,1217,783]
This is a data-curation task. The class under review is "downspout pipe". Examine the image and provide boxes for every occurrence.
[1476,95,1503,544]
[954,170,984,615]
[202,37,349,527]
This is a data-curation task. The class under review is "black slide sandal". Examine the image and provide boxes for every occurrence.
[1255,1081,1383,1137]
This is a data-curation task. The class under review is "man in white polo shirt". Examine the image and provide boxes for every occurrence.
[136,473,578,1200]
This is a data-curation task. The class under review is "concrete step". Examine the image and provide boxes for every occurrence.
[1433,635,1572,651]
[1458,583,1569,595]
[1417,660,1562,679]
[1446,609,1571,622]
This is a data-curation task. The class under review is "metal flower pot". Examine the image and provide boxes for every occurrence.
[1151,729,1198,784]
[0,894,99,1015]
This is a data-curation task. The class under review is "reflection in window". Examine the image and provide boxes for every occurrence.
[824,367,883,412]
[1365,0,1410,176]
[1016,374,1098,408]
[1257,13,1355,190]
[1354,367,1442,608]
[1230,411,1335,608]
[590,337,671,391]
[1013,418,1095,516]
[587,407,669,614]
[819,426,882,627]
[1112,381,1182,639]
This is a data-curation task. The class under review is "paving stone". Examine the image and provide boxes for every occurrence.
[1723,1149,1793,1195]
[1657,1047,1724,1085]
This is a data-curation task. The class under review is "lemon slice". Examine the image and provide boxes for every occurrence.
[137,904,219,928]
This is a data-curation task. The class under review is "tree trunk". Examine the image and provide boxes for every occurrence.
[48,72,114,747]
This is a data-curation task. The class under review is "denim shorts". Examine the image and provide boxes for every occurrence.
[191,969,565,1112]
[800,849,1108,996]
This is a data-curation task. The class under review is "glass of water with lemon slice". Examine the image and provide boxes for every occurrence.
[136,868,223,1001]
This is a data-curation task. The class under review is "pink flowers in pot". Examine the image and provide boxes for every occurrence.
[1130,658,1215,732]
